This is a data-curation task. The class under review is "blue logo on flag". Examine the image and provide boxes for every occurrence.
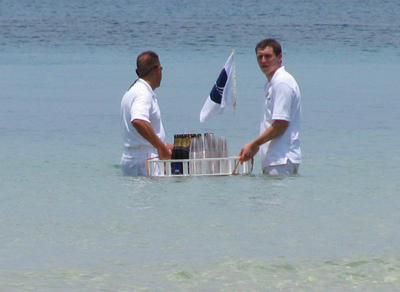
[210,69,228,104]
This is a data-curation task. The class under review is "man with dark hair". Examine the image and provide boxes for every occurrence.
[239,39,302,175]
[120,51,172,176]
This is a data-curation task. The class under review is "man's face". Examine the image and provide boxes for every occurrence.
[155,63,162,87]
[256,46,282,79]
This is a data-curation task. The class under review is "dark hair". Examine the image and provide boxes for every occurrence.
[136,51,160,78]
[255,39,282,56]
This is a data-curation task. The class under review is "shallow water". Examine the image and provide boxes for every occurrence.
[1,0,400,291]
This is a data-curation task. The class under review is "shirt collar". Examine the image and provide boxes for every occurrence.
[269,66,285,83]
[137,78,156,98]
[264,66,285,93]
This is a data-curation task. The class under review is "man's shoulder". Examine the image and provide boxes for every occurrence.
[273,67,293,80]
[128,79,146,92]
[127,82,151,97]
[272,68,298,88]
[131,79,155,97]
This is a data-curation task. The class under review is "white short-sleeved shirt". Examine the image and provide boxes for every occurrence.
[121,78,165,151]
[259,66,302,168]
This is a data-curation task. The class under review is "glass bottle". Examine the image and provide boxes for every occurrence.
[171,134,190,175]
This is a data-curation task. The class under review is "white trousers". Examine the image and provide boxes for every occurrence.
[263,159,299,176]
[120,146,158,176]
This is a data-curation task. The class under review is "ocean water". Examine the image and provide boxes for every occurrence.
[1,0,400,291]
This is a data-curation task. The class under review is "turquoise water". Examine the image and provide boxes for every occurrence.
[1,0,400,291]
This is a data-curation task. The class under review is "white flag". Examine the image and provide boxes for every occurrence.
[200,52,235,123]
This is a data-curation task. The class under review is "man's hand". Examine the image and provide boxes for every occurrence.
[239,120,289,162]
[239,142,259,162]
[157,144,172,160]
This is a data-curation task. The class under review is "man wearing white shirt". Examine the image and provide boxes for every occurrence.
[120,51,172,176]
[239,39,302,175]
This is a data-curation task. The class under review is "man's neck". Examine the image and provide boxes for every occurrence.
[267,66,282,82]
[142,77,157,90]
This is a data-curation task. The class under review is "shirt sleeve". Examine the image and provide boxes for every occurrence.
[131,92,152,123]
[272,82,293,121]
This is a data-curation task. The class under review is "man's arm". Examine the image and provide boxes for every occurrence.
[132,119,172,160]
[239,120,289,162]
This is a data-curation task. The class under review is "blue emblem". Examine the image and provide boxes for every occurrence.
[209,69,227,104]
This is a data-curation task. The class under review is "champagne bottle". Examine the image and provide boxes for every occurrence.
[171,134,190,175]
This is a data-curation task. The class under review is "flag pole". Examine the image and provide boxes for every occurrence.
[231,48,238,159]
